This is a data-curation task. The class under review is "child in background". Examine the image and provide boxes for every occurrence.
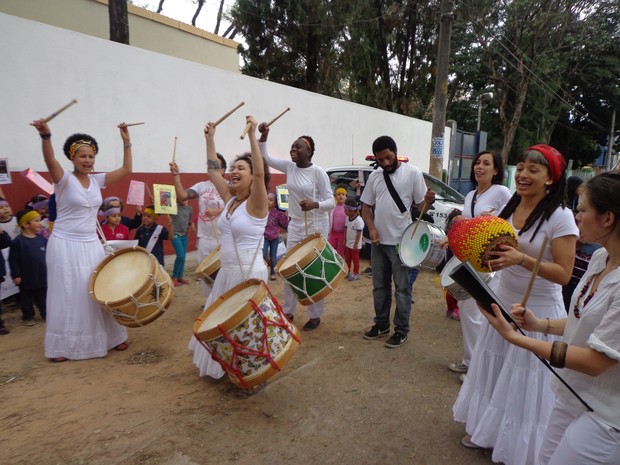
[263,193,289,280]
[27,194,51,239]
[9,210,47,326]
[344,198,364,281]
[101,197,142,230]
[135,206,169,267]
[328,187,348,257]
[0,197,19,239]
[170,199,194,286]
[100,207,131,241]
[0,226,11,334]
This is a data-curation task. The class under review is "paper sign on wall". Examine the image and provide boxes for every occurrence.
[0,159,11,184]
[153,184,177,215]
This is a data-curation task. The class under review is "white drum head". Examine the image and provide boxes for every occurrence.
[93,249,153,301]
[399,221,432,267]
[198,283,259,333]
[279,236,322,268]
[440,256,461,288]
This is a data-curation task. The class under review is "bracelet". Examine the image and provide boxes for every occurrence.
[518,253,525,266]
[40,133,51,140]
[123,143,132,148]
[550,341,568,368]
[544,318,550,335]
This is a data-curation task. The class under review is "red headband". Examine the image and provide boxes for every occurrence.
[526,144,565,185]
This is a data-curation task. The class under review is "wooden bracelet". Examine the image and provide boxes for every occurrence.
[550,341,568,368]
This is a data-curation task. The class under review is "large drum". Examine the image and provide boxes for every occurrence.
[193,279,300,388]
[399,220,446,269]
[275,233,348,305]
[89,246,174,327]
[440,256,495,301]
[195,245,221,285]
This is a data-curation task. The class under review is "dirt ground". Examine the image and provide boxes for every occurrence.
[0,253,496,465]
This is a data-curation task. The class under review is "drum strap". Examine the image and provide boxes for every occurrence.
[383,171,407,213]
[145,225,163,253]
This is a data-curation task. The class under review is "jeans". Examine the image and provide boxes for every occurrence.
[263,237,279,274]
[370,243,412,334]
[171,233,188,278]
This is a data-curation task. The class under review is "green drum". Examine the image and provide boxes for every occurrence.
[275,233,348,305]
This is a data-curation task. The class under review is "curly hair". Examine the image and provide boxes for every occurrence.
[298,135,316,157]
[63,133,99,160]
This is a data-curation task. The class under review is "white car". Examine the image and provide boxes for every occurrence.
[326,162,465,230]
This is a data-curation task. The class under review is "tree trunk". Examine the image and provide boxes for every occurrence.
[109,0,129,44]
[156,0,166,14]
[214,0,225,35]
[500,72,530,163]
[192,0,205,27]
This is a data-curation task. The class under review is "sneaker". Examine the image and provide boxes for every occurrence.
[178,277,190,285]
[447,308,460,321]
[0,327,9,335]
[24,320,37,327]
[363,325,390,340]
[270,273,276,281]
[385,331,408,348]
[303,318,320,331]
[461,434,481,449]
[448,361,469,373]
[349,274,360,281]
[362,266,372,275]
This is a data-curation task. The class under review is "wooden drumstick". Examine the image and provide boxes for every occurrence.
[239,121,252,140]
[124,122,145,127]
[266,107,291,127]
[43,99,78,123]
[172,136,178,163]
[213,101,245,127]
[410,205,428,239]
[520,236,548,307]
[145,183,154,204]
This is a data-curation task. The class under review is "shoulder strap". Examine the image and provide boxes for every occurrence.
[383,171,406,213]
[145,225,163,253]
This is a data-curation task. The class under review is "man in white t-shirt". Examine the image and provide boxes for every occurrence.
[170,154,227,298]
[360,136,435,348]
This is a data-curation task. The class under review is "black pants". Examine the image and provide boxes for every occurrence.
[20,288,47,321]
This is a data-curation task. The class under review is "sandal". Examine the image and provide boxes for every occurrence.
[114,342,129,351]
[51,357,67,363]
[235,381,266,399]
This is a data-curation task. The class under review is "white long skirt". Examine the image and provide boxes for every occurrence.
[45,235,128,360]
[189,247,268,378]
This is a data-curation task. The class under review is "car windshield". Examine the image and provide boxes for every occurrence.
[422,174,464,203]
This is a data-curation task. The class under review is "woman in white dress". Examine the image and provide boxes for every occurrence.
[453,144,579,465]
[482,171,620,465]
[446,151,512,377]
[30,118,133,362]
[257,124,335,331]
[180,116,269,395]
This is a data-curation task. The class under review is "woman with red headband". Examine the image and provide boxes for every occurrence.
[30,118,133,362]
[453,145,579,465]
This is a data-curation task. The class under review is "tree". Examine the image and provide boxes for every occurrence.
[192,0,206,27]
[109,0,130,44]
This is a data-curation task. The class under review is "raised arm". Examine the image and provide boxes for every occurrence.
[105,123,133,186]
[30,119,64,183]
[245,116,268,219]
[169,162,189,202]
[204,122,231,203]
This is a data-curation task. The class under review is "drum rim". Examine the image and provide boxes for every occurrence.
[89,246,160,305]
[195,244,221,274]
[275,233,325,277]
[398,220,446,268]
[193,279,267,340]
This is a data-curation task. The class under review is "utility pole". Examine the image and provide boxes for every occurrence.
[429,0,455,179]
[605,108,616,172]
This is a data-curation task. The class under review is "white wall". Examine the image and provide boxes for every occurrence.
[0,13,450,175]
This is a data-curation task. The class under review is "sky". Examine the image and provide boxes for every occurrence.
[135,0,236,37]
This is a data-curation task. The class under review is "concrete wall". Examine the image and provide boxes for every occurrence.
[0,0,240,72]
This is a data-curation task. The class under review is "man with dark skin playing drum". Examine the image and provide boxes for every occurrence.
[361,136,435,348]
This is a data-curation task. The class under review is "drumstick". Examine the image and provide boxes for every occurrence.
[213,101,245,127]
[409,205,427,239]
[520,236,548,307]
[124,122,145,127]
[265,107,291,127]
[172,136,178,163]
[145,183,154,204]
[304,211,308,236]
[42,99,77,123]
[239,121,252,140]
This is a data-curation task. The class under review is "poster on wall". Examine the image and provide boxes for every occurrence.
[126,180,145,206]
[0,159,11,184]
[153,184,177,215]
[21,168,54,194]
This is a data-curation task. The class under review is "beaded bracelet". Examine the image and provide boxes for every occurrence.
[550,341,568,368]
